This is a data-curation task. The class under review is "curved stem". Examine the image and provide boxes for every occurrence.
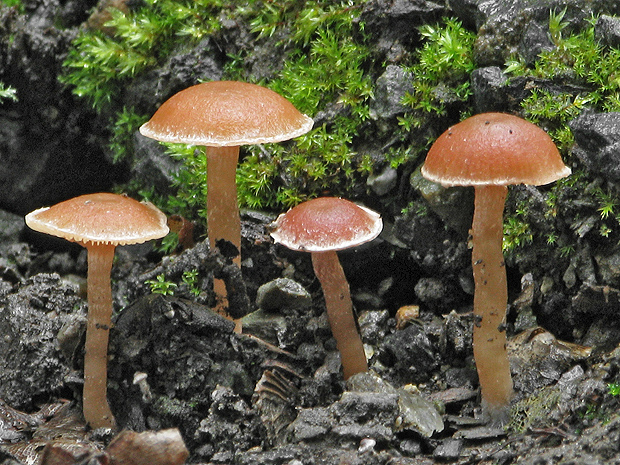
[311,251,368,379]
[83,243,117,429]
[206,146,241,318]
[471,185,513,424]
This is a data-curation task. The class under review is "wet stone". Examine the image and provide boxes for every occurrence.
[0,273,82,409]
[255,278,312,315]
[433,438,463,461]
[595,15,620,48]
[369,65,414,121]
[570,112,620,182]
[288,407,334,442]
[331,391,398,442]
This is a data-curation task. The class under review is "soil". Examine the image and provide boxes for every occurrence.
[1,206,620,465]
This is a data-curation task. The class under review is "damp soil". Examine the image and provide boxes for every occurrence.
[2,210,620,465]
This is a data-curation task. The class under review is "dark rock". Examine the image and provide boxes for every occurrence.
[410,168,474,237]
[0,1,120,214]
[508,327,591,395]
[358,0,445,62]
[131,134,182,197]
[433,438,463,460]
[244,279,314,349]
[108,294,271,444]
[240,309,289,347]
[0,273,83,409]
[455,0,610,66]
[331,391,398,442]
[414,277,447,303]
[367,165,398,197]
[518,21,555,65]
[347,371,444,437]
[358,310,390,346]
[195,385,261,459]
[288,407,334,442]
[125,38,224,113]
[0,210,25,245]
[393,206,470,277]
[255,278,312,315]
[570,112,620,182]
[369,65,414,121]
[595,15,620,48]
[379,323,439,383]
[471,66,509,113]
[442,310,473,360]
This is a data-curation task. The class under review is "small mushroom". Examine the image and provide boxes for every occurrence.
[25,193,169,429]
[140,81,313,315]
[421,112,570,423]
[270,197,383,379]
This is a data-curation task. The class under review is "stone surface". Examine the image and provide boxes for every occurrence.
[570,112,620,182]
[0,273,82,409]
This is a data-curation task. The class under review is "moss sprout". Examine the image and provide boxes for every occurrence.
[61,0,375,215]
[0,82,17,102]
[399,18,476,132]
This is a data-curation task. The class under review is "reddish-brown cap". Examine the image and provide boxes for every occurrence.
[421,112,571,187]
[270,197,383,252]
[25,193,169,246]
[139,81,314,146]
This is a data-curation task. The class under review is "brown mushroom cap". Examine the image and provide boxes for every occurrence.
[139,81,314,146]
[270,197,382,252]
[25,193,169,246]
[421,112,571,187]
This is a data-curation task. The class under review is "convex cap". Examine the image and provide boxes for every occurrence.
[25,193,169,246]
[271,197,383,252]
[422,112,571,187]
[139,81,314,146]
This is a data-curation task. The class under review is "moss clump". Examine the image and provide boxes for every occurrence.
[61,0,376,217]
[0,82,17,102]
[508,386,562,433]
[501,11,620,258]
[399,18,477,132]
[204,0,375,210]
[60,0,228,111]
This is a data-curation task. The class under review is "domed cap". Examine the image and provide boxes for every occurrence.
[139,81,314,147]
[421,112,571,187]
[270,197,383,252]
[25,193,169,246]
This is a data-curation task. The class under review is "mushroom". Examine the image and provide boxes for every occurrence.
[25,193,169,429]
[270,197,383,379]
[421,112,570,423]
[139,81,313,314]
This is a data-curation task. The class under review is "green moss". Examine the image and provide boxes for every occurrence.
[60,0,228,111]
[499,11,620,258]
[506,10,620,140]
[399,18,477,132]
[167,0,375,211]
[109,107,149,163]
[61,0,376,216]
[0,82,17,102]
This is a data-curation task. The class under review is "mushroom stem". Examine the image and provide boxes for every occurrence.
[471,185,513,423]
[311,250,368,379]
[83,243,117,429]
[206,145,241,315]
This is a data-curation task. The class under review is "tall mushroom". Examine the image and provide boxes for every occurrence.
[421,112,570,423]
[270,197,383,379]
[25,193,169,429]
[139,81,313,315]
